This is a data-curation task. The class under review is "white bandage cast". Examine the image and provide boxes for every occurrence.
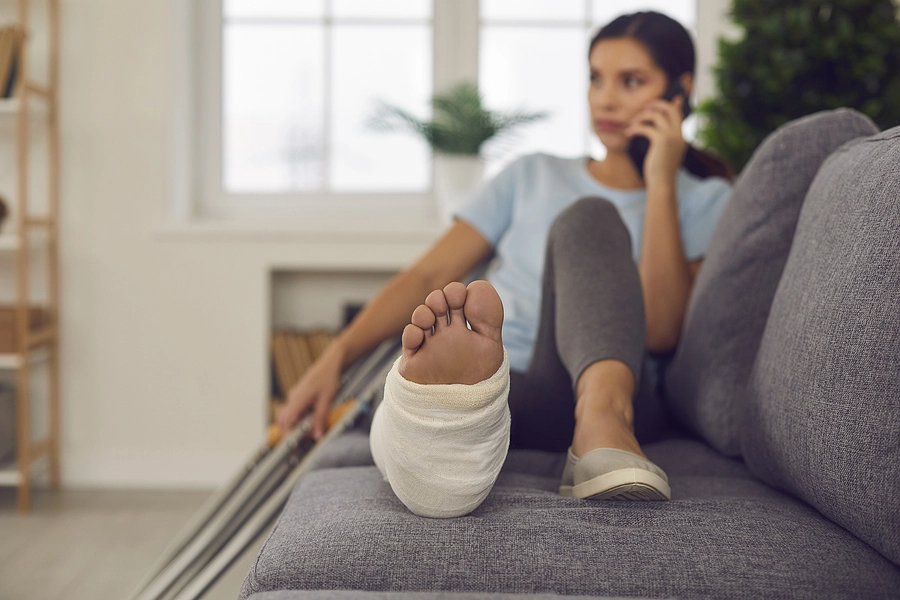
[370,350,511,518]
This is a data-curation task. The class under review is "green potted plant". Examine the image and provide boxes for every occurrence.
[368,81,547,223]
[697,0,900,174]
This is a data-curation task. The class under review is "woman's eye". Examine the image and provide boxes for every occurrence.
[624,77,641,88]
[589,73,600,84]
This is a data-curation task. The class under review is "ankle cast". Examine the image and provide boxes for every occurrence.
[370,350,511,518]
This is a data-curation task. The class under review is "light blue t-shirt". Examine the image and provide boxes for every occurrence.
[456,153,731,373]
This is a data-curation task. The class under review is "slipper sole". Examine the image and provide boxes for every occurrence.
[567,467,671,501]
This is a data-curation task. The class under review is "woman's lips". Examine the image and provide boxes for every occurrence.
[594,119,625,132]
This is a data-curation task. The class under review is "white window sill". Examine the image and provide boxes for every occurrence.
[155,213,445,244]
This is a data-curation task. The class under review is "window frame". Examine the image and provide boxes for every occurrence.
[182,0,478,232]
[173,0,713,235]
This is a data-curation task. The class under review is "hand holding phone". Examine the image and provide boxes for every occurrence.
[626,81,691,180]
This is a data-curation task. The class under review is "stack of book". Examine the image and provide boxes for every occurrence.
[0,26,23,99]
[270,329,338,420]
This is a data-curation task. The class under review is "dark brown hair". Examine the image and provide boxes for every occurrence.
[590,12,734,180]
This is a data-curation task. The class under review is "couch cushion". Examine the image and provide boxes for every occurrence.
[239,440,900,599]
[304,429,375,471]
[741,125,900,566]
[665,109,879,456]
[244,592,638,600]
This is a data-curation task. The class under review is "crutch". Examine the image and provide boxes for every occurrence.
[128,342,382,598]
[172,347,396,600]
[128,338,400,600]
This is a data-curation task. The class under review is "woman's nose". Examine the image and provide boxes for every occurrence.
[592,86,617,110]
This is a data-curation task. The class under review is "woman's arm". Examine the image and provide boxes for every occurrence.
[625,95,698,352]
[638,182,697,352]
[276,219,493,437]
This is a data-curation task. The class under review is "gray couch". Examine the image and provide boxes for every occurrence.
[239,109,900,599]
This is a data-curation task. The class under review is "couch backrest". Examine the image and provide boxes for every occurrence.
[664,109,879,456]
[741,125,900,566]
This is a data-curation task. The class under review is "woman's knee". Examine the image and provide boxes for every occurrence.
[550,197,631,248]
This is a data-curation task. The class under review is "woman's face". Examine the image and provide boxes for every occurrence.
[587,37,669,151]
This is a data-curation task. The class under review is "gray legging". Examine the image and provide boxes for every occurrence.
[507,197,669,452]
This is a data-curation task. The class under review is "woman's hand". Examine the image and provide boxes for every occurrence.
[624,95,688,187]
[275,345,345,440]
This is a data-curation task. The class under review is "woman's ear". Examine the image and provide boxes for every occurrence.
[679,72,694,97]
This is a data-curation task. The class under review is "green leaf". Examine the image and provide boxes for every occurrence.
[366,81,549,156]
[698,0,900,173]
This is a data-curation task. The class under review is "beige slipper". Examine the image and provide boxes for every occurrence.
[559,447,670,501]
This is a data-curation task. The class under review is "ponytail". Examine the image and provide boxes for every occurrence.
[684,145,734,181]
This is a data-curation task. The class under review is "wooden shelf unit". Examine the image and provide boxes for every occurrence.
[0,0,61,513]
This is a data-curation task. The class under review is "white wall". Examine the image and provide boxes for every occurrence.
[49,1,736,489]
[696,0,740,103]
[56,0,433,488]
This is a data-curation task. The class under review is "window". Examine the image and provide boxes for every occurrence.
[194,0,434,222]
[222,0,432,194]
[191,0,697,224]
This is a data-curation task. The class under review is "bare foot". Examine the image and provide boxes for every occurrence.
[399,280,504,385]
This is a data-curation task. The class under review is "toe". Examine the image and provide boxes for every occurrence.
[464,280,504,342]
[443,282,467,326]
[425,289,450,330]
[401,323,425,355]
[411,304,436,334]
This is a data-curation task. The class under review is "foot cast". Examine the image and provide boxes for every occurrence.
[370,281,511,518]
[369,280,669,519]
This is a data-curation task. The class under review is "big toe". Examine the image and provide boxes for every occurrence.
[463,280,503,341]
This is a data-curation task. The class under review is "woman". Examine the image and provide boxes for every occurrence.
[277,12,732,515]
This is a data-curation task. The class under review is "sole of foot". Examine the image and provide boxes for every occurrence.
[399,280,504,385]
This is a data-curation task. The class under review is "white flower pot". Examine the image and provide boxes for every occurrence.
[433,154,485,225]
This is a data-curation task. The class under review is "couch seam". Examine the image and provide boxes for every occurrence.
[247,515,281,595]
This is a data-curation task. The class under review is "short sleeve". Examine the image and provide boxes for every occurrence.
[454,157,524,246]
[679,176,732,261]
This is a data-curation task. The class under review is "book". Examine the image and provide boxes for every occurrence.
[286,332,313,380]
[3,44,18,98]
[270,329,339,401]
[0,28,15,99]
[270,332,297,400]
[3,28,23,99]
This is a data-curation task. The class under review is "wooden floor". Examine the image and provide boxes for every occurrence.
[0,487,264,600]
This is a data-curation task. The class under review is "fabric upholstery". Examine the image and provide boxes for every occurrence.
[245,592,640,600]
[303,430,374,471]
[240,440,900,599]
[665,109,879,456]
[741,125,900,566]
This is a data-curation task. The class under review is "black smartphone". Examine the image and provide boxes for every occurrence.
[626,80,691,180]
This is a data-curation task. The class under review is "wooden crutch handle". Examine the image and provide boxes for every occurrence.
[265,399,358,448]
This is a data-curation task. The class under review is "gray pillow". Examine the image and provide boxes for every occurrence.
[664,109,879,456]
[741,125,900,566]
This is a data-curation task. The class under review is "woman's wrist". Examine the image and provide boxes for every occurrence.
[321,336,351,372]
[644,177,678,202]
